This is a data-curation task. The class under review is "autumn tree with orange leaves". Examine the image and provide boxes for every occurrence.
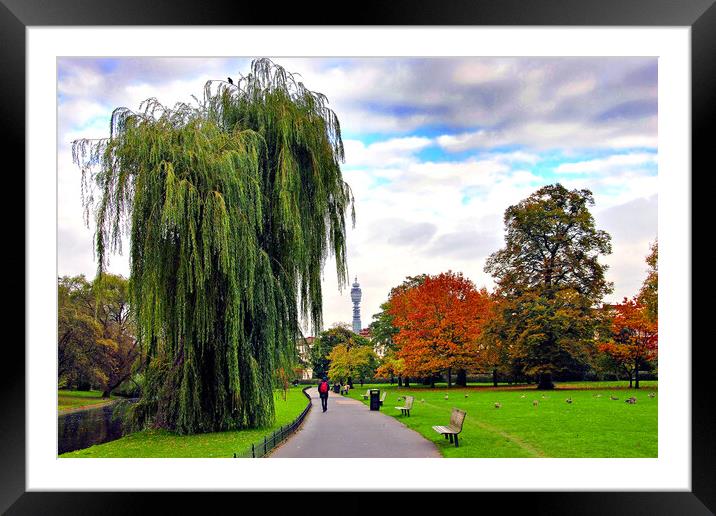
[598,297,657,389]
[388,271,493,387]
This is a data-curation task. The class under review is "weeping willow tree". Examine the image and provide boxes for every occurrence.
[72,59,354,434]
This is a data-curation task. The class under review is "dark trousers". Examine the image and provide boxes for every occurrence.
[320,394,328,411]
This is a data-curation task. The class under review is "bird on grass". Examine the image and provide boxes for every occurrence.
[520,394,526,399]
[592,393,602,398]
[444,395,449,400]
[648,392,656,398]
[494,402,501,409]
[533,400,539,407]
[610,395,619,400]
[565,397,573,404]
[420,398,425,403]
[625,396,637,404]
[227,77,234,85]
[464,394,469,398]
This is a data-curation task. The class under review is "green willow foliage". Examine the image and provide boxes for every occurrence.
[72,59,354,434]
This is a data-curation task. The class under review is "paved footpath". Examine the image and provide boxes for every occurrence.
[270,388,441,458]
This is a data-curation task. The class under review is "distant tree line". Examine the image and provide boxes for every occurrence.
[58,274,143,397]
[366,184,658,390]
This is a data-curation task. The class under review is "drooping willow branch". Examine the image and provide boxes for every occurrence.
[72,58,354,433]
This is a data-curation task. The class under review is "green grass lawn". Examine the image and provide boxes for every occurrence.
[58,390,118,413]
[346,381,657,458]
[60,387,309,458]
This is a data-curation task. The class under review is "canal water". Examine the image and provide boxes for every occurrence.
[58,400,136,455]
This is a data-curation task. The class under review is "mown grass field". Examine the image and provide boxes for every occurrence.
[58,390,118,413]
[346,381,658,458]
[60,387,309,458]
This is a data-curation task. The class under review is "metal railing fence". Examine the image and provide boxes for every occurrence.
[233,386,312,458]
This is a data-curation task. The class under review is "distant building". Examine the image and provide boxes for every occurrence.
[349,280,385,358]
[351,277,362,333]
[296,336,315,380]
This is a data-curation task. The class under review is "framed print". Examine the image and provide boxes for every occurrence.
[5,0,714,513]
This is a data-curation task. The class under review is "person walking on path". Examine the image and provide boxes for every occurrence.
[318,376,330,412]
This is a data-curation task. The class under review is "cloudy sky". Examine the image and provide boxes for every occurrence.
[58,57,658,334]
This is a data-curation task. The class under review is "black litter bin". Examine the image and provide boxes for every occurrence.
[369,389,381,411]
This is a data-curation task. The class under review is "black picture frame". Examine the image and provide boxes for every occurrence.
[4,0,713,513]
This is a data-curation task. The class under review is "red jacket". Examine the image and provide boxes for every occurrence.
[318,380,329,396]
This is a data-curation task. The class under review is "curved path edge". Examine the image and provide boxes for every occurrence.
[270,388,441,458]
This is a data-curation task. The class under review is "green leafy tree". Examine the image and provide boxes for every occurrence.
[73,59,354,434]
[327,344,377,385]
[369,301,398,358]
[310,324,370,381]
[58,275,103,389]
[479,295,514,386]
[638,240,658,322]
[58,274,142,396]
[485,184,612,389]
[92,274,142,397]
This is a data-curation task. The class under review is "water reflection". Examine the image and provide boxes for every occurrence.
[58,400,136,455]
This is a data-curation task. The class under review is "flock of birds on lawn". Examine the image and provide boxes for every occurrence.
[432,391,655,408]
[394,391,654,407]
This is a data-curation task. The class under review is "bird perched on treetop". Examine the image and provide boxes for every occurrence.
[227,77,234,85]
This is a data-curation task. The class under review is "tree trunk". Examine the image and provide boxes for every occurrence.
[398,376,403,387]
[456,369,467,387]
[635,363,640,389]
[447,367,452,388]
[492,368,498,387]
[430,376,435,388]
[629,374,633,388]
[404,376,410,388]
[537,372,555,390]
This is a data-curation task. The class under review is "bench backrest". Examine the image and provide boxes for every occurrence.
[380,391,387,401]
[404,395,414,409]
[450,408,467,430]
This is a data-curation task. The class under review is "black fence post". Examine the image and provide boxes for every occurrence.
[236,386,313,458]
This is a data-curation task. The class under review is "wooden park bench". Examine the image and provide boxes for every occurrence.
[432,408,467,447]
[379,391,387,406]
[361,389,370,400]
[395,395,414,416]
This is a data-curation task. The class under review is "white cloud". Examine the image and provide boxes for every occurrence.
[343,137,432,168]
[436,119,657,152]
[556,152,658,174]
[57,56,659,334]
